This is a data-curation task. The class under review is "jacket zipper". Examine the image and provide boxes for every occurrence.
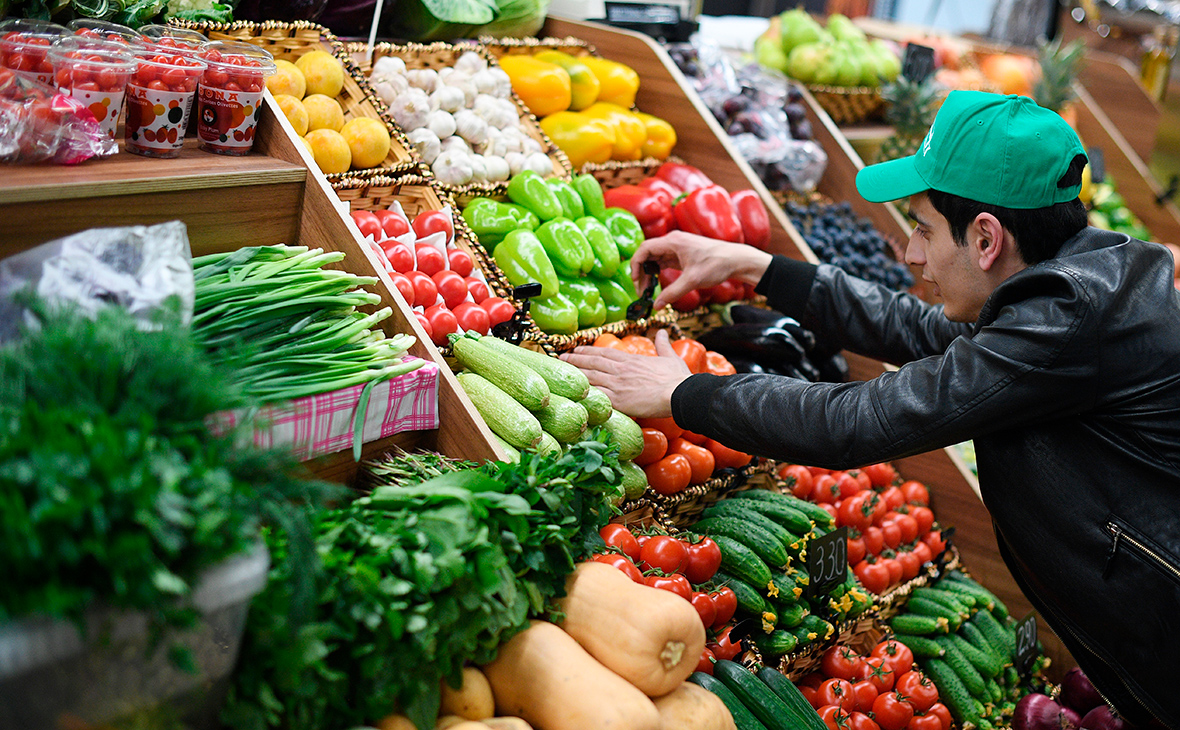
[1104,520,1180,584]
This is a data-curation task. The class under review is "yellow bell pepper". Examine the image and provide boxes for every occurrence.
[581,102,647,161]
[533,49,600,111]
[635,112,676,159]
[580,56,640,109]
[498,55,572,118]
[540,111,615,169]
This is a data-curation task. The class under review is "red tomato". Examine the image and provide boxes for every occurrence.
[812,474,840,504]
[870,493,890,525]
[432,270,468,309]
[862,462,898,488]
[837,492,874,533]
[407,271,438,307]
[465,277,489,304]
[480,296,515,327]
[817,679,855,711]
[850,711,881,730]
[684,536,722,584]
[900,480,930,506]
[854,559,890,594]
[820,503,839,522]
[923,530,947,555]
[696,647,716,675]
[414,312,432,342]
[704,350,737,376]
[872,692,914,730]
[927,704,952,730]
[846,468,872,492]
[881,486,905,511]
[800,685,820,709]
[162,66,187,88]
[591,552,643,582]
[424,305,457,345]
[415,244,446,276]
[880,521,902,550]
[905,713,942,730]
[798,673,826,689]
[351,210,382,239]
[389,273,415,305]
[374,208,411,238]
[862,656,895,692]
[895,671,939,713]
[644,453,692,496]
[672,288,702,312]
[871,639,915,677]
[880,557,903,587]
[708,625,742,660]
[412,209,454,242]
[896,550,922,582]
[636,428,669,467]
[819,705,852,730]
[911,540,934,565]
[909,506,935,535]
[850,681,879,714]
[863,526,885,556]
[447,248,474,277]
[638,416,682,440]
[600,524,641,560]
[710,586,737,627]
[847,536,867,567]
[821,645,867,681]
[778,463,813,498]
[703,438,751,470]
[894,513,920,544]
[689,591,717,626]
[670,338,707,374]
[382,242,415,273]
[452,301,490,335]
[638,535,687,573]
[667,437,715,484]
[835,471,864,499]
[643,573,691,601]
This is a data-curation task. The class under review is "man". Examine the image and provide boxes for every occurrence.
[563,91,1180,726]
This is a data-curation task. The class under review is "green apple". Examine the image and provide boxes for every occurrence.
[756,34,790,72]
[787,42,829,84]
[827,13,867,43]
[780,9,825,54]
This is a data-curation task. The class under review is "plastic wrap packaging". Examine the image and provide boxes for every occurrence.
[0,221,196,343]
[0,70,117,165]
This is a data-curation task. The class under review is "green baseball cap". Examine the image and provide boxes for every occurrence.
[856,90,1087,209]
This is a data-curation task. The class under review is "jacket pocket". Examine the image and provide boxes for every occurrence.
[1103,515,1180,589]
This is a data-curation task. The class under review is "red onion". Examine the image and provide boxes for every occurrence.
[1061,706,1083,729]
[1015,693,1069,730]
[1061,667,1105,715]
[1080,705,1129,730]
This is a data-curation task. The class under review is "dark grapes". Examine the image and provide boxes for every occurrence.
[785,201,915,291]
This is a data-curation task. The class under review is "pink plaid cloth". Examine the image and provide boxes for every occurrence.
[211,357,439,461]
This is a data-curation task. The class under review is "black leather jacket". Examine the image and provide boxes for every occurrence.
[672,227,1180,727]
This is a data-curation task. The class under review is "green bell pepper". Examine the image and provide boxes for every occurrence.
[462,198,520,249]
[507,170,563,221]
[560,276,607,329]
[575,216,621,279]
[503,202,540,231]
[547,178,585,220]
[591,276,633,323]
[492,229,559,299]
[535,218,595,278]
[531,291,579,335]
[572,173,607,219]
[602,207,645,259]
[610,260,639,300]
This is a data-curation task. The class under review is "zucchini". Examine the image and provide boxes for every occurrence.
[458,372,543,449]
[714,660,801,730]
[893,633,945,659]
[950,633,1002,679]
[720,497,813,535]
[601,409,644,461]
[906,597,963,630]
[693,516,789,568]
[714,570,765,616]
[490,433,521,463]
[532,393,589,443]
[452,334,551,410]
[713,535,773,589]
[753,630,798,658]
[933,635,987,697]
[533,430,562,457]
[480,335,590,400]
[617,459,648,501]
[756,666,827,730]
[923,658,980,727]
[687,671,769,730]
[702,502,802,554]
[579,386,613,426]
[890,613,950,636]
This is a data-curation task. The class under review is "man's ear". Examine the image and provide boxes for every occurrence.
[971,212,1008,271]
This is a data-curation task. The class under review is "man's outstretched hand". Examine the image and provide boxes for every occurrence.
[560,329,692,419]
[632,230,774,311]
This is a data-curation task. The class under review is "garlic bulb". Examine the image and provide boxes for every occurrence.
[525,152,552,175]
[437,67,455,82]
[440,135,471,155]
[487,99,518,130]
[453,109,488,146]
[469,154,488,183]
[478,126,504,156]
[426,109,457,139]
[471,69,499,96]
[405,68,439,94]
[431,85,465,113]
[521,136,543,155]
[373,55,407,77]
[432,150,475,186]
[483,154,510,182]
[390,88,432,131]
[472,94,499,119]
[446,76,477,108]
[487,67,512,98]
[372,80,397,107]
[454,50,487,76]
[407,127,442,165]
[504,151,526,176]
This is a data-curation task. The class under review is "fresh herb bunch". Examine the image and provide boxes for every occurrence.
[0,303,330,635]
[0,0,233,28]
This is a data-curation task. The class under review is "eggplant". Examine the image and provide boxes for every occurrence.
[697,324,809,366]
[728,305,818,351]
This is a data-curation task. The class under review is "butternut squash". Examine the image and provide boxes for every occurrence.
[482,719,533,730]
[481,620,660,730]
[440,666,495,720]
[555,561,706,697]
[653,682,737,730]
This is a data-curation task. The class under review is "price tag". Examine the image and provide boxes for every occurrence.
[1014,612,1038,675]
[807,526,847,596]
[605,2,680,25]
[901,43,936,84]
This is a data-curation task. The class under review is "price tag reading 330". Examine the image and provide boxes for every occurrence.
[807,526,848,596]
[1014,612,1039,675]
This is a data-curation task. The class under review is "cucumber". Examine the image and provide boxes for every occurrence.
[713,535,773,589]
[893,633,945,659]
[618,459,648,501]
[601,409,644,461]
[714,570,766,616]
[702,502,801,554]
[971,609,1016,659]
[906,597,963,630]
[720,497,813,535]
[923,658,980,727]
[938,580,993,611]
[579,386,613,426]
[533,430,562,457]
[688,671,769,730]
[458,372,543,448]
[480,335,590,400]
[732,489,835,529]
[912,587,973,615]
[950,633,1002,679]
[790,624,820,647]
[714,660,801,730]
[890,613,950,636]
[799,613,835,642]
[693,517,789,568]
[451,334,551,410]
[946,570,1009,620]
[774,601,806,629]
[754,630,798,658]
[532,393,589,443]
[960,621,1005,668]
[490,433,521,463]
[756,666,828,730]
[933,634,987,697]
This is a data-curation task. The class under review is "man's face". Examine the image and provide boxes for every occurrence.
[905,193,991,323]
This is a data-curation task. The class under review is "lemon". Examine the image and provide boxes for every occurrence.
[274,94,309,137]
[295,50,345,98]
[302,93,344,132]
[304,129,351,173]
[266,60,306,99]
[340,117,390,169]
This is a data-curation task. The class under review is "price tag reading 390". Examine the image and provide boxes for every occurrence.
[807,526,848,596]
[1014,612,1038,675]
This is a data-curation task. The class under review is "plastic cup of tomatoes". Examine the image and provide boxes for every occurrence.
[137,25,208,56]
[0,19,70,87]
[124,52,207,158]
[66,19,145,48]
[49,39,135,140]
[194,41,275,156]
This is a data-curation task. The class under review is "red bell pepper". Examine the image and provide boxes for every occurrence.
[602,184,675,239]
[655,161,714,193]
[639,176,683,198]
[729,189,771,250]
[672,185,745,244]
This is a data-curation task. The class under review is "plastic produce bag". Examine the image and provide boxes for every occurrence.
[0,71,117,165]
[0,221,195,343]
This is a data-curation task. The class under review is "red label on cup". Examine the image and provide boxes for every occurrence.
[196,84,262,154]
[125,83,193,155]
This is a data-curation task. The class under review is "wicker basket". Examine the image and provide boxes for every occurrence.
[540,309,683,355]
[342,40,574,194]
[655,459,776,530]
[777,612,883,680]
[167,19,419,175]
[582,156,669,190]
[480,34,597,61]
[612,497,672,532]
[806,83,886,125]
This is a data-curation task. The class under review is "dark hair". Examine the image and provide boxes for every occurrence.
[926,153,1090,265]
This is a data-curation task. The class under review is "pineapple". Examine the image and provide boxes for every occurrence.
[1033,37,1086,113]
[876,73,941,163]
